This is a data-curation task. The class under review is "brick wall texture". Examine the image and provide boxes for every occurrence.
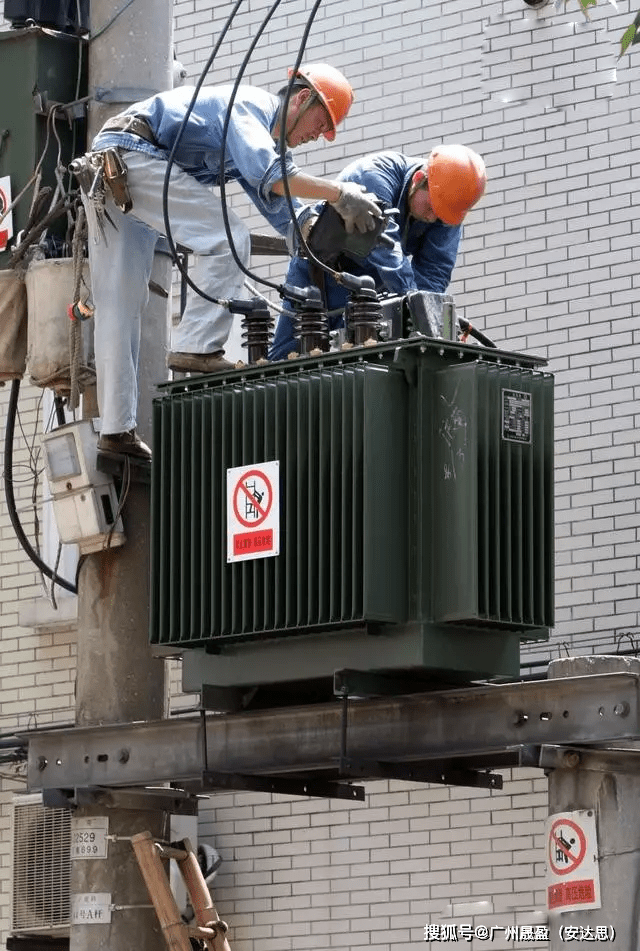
[0,0,639,945]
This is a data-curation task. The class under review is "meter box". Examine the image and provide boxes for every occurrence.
[150,338,554,700]
[0,28,87,267]
[43,421,124,554]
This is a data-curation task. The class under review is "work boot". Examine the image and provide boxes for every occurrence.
[167,350,235,373]
[97,429,152,461]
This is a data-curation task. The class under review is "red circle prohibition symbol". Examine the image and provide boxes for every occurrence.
[548,818,587,876]
[233,469,273,528]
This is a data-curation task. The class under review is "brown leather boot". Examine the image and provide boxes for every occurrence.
[167,350,235,373]
[97,429,152,460]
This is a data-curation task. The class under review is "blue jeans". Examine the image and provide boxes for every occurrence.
[84,150,250,434]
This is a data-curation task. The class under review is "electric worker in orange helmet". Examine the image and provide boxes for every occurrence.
[271,144,487,360]
[84,64,382,458]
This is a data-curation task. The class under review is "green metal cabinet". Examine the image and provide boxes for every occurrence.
[150,339,554,696]
[0,28,87,268]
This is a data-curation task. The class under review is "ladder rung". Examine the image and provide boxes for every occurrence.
[188,926,215,938]
[156,843,189,862]
[132,831,231,951]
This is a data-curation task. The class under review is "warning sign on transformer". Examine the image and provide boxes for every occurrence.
[227,461,280,563]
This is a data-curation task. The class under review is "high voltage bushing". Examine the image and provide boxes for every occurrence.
[293,298,330,355]
[345,285,383,346]
[238,299,274,364]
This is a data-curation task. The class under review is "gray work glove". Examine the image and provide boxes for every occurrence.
[329,181,383,234]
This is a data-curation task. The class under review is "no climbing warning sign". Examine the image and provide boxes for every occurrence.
[0,176,13,252]
[227,461,280,563]
[546,810,601,913]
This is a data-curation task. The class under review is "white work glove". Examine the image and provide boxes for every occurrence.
[329,181,383,234]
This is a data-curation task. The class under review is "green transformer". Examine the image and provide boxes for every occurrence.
[150,338,554,708]
[0,27,87,268]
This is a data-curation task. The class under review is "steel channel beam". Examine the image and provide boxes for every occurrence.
[26,672,640,791]
[536,744,640,775]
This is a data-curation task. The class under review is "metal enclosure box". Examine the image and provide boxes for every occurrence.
[150,339,554,699]
[0,28,87,268]
[42,420,125,553]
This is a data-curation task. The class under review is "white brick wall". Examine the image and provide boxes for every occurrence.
[176,0,639,946]
[197,771,549,951]
[0,0,639,945]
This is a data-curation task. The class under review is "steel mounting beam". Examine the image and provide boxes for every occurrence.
[25,672,640,792]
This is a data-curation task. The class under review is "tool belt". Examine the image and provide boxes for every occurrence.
[100,114,159,146]
[70,149,132,214]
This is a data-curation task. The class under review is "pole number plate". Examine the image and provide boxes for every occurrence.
[71,816,109,858]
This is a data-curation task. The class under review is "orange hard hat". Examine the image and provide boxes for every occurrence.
[287,63,354,141]
[426,144,487,225]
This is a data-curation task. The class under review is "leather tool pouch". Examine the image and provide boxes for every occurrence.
[102,148,133,213]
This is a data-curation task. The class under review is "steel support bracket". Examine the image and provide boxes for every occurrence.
[42,784,200,813]
[201,770,364,802]
[338,758,503,790]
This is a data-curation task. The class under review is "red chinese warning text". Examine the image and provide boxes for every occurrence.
[233,530,274,556]
[548,879,596,909]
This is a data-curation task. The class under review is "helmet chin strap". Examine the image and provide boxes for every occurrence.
[279,88,319,145]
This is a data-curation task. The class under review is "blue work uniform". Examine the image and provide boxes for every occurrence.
[86,85,302,435]
[269,150,461,361]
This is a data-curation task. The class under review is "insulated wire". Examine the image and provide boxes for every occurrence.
[217,0,288,294]
[89,0,138,41]
[160,0,245,304]
[0,106,55,229]
[243,280,285,315]
[276,0,344,287]
[163,0,331,301]
[0,28,84,234]
[2,380,77,595]
[243,278,343,320]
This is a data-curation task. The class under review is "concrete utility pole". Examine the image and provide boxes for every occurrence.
[70,0,174,947]
[547,655,640,950]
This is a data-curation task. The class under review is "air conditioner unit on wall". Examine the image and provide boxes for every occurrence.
[10,794,200,938]
[11,794,71,936]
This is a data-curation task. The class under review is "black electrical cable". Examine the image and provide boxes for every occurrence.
[3,379,77,595]
[458,316,497,349]
[220,0,355,296]
[217,0,289,294]
[53,396,66,427]
[162,0,333,302]
[160,0,245,305]
[276,0,347,288]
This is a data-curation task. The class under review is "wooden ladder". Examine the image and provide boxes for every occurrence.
[131,831,231,951]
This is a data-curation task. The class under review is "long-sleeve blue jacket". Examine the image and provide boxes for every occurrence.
[271,151,461,359]
[91,84,304,236]
[288,150,460,301]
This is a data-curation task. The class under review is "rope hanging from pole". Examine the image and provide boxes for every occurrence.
[68,204,89,411]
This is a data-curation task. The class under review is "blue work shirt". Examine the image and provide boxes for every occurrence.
[271,151,461,359]
[91,84,304,235]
